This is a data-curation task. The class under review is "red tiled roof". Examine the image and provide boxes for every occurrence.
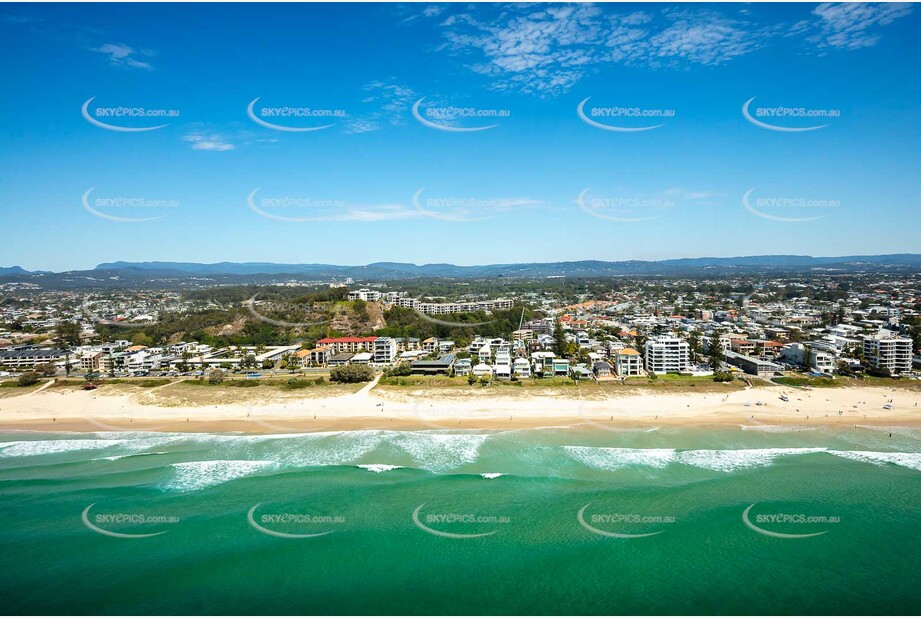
[317,337,378,344]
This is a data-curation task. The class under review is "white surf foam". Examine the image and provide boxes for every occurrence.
[480,472,505,479]
[828,450,921,472]
[676,448,826,472]
[391,432,489,472]
[164,459,276,491]
[279,431,391,467]
[0,439,131,458]
[562,446,676,471]
[740,424,816,433]
[356,464,403,473]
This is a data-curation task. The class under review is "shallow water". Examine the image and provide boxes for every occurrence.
[0,425,919,614]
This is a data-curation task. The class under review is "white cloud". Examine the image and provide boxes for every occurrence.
[343,81,418,132]
[433,3,912,95]
[809,2,912,50]
[438,5,767,95]
[182,132,235,151]
[91,43,154,70]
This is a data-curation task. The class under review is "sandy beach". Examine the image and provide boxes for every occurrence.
[1,378,919,433]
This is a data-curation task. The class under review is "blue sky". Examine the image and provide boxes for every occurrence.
[1,2,919,272]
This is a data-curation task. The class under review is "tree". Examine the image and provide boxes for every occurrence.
[131,332,153,347]
[708,333,724,370]
[552,318,567,358]
[688,330,702,361]
[18,372,40,387]
[54,321,82,347]
[37,362,57,377]
[329,364,374,383]
[467,373,477,386]
[208,368,225,384]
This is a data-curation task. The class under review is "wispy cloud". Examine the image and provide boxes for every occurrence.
[332,204,422,222]
[400,4,447,23]
[807,2,912,50]
[91,43,154,70]
[432,3,913,95]
[182,131,235,151]
[343,81,417,133]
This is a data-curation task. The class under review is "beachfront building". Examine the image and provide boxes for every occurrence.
[410,354,456,375]
[0,347,69,369]
[724,350,784,378]
[373,337,397,365]
[513,357,531,378]
[614,348,643,376]
[472,363,492,378]
[864,332,913,374]
[316,336,378,354]
[80,351,104,372]
[351,352,373,365]
[644,335,690,374]
[327,353,354,366]
[593,361,612,378]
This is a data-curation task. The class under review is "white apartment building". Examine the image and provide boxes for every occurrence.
[614,348,644,376]
[864,333,913,374]
[644,335,690,374]
[391,298,513,314]
[348,289,380,302]
[373,337,397,364]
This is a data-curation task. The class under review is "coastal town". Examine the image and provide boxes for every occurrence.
[2,274,918,386]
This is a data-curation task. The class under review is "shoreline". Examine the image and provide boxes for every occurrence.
[1,381,920,434]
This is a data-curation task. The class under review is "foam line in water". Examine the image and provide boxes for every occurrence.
[562,446,676,470]
[0,439,132,458]
[828,451,921,472]
[164,460,277,492]
[391,432,489,472]
[356,464,403,473]
[675,448,827,472]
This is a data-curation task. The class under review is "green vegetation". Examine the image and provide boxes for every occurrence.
[329,364,374,383]
[774,376,840,388]
[17,372,41,387]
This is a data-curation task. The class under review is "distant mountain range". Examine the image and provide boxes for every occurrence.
[1,254,919,288]
[93,254,921,278]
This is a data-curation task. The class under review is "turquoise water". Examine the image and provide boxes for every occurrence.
[1,425,919,615]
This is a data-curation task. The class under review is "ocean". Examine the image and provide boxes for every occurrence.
[0,424,919,615]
